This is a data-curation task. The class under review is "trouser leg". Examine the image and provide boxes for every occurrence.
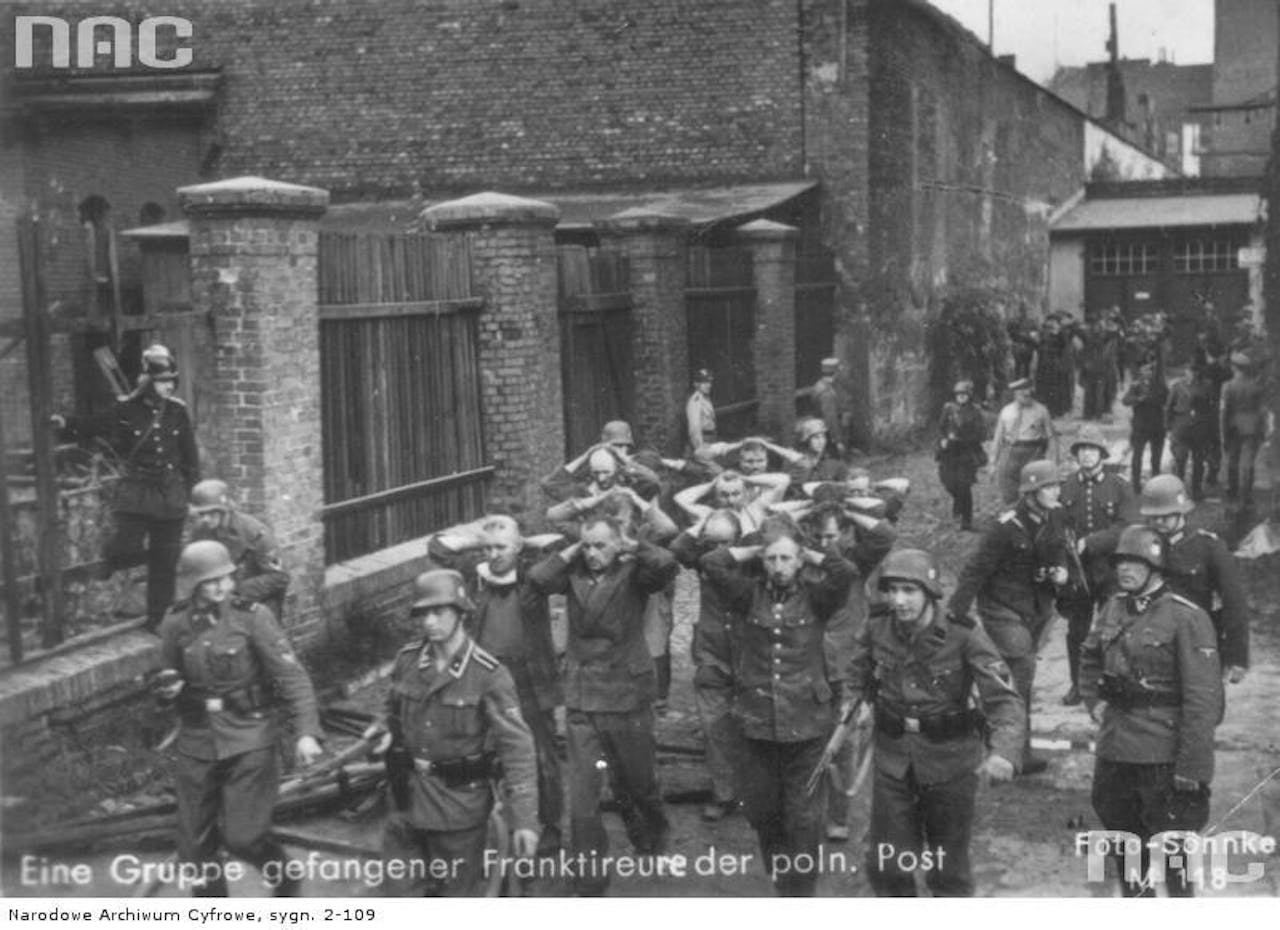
[1061,596,1093,688]
[1130,435,1147,489]
[1005,652,1036,763]
[920,770,977,897]
[105,511,148,575]
[1092,758,1156,896]
[867,765,922,896]
[145,517,186,630]
[597,707,666,855]
[220,747,299,894]
[1240,435,1260,504]
[564,709,609,895]
[380,815,430,897]
[739,738,785,888]
[694,682,739,804]
[775,737,825,896]
[505,661,564,834]
[1225,435,1242,496]
[174,752,227,896]
[1149,434,1165,481]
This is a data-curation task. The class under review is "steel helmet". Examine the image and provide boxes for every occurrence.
[877,548,944,599]
[953,380,974,396]
[190,479,232,514]
[1138,474,1194,516]
[1111,524,1167,571]
[411,569,474,613]
[141,343,178,381]
[796,417,828,444]
[1070,426,1110,460]
[176,540,236,600]
[1019,459,1062,495]
[600,420,634,447]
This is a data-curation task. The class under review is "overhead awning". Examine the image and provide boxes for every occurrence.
[1052,193,1264,233]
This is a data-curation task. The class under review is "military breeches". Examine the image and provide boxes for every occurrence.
[565,707,667,894]
[1059,593,1095,688]
[1091,759,1211,897]
[379,814,489,896]
[867,765,976,897]
[174,747,285,894]
[693,682,739,804]
[107,513,185,630]
[738,736,826,897]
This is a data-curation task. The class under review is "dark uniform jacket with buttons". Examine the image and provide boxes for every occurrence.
[1079,587,1222,783]
[64,394,199,519]
[191,510,289,615]
[846,605,1025,784]
[427,536,563,711]
[1059,468,1134,595]
[1083,526,1250,669]
[699,549,856,743]
[527,541,678,713]
[670,532,735,691]
[158,596,320,762]
[385,637,537,833]
[948,502,1070,656]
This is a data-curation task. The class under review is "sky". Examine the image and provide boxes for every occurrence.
[926,0,1215,84]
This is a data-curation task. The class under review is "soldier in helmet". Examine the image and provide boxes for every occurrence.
[153,540,323,896]
[936,379,988,531]
[809,357,847,457]
[1057,427,1135,705]
[52,344,200,630]
[789,417,848,485]
[949,460,1071,775]
[847,548,1024,896]
[189,479,289,620]
[1080,525,1222,896]
[369,569,539,896]
[1082,475,1249,685]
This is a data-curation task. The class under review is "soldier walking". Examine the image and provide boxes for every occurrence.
[154,540,323,896]
[848,548,1024,896]
[1080,526,1222,897]
[189,479,290,619]
[372,570,539,896]
[991,379,1057,506]
[936,380,988,531]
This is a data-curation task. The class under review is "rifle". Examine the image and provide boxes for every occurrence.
[1062,526,1091,600]
[805,699,869,796]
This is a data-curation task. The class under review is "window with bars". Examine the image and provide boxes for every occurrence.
[1088,242,1157,275]
[1172,237,1240,273]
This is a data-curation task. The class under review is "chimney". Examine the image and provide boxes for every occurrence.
[1105,3,1126,126]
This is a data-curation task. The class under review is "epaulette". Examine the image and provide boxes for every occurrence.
[168,396,188,407]
[1169,593,1205,613]
[1195,529,1219,541]
[997,509,1018,524]
[396,638,425,655]
[948,611,975,629]
[471,645,500,671]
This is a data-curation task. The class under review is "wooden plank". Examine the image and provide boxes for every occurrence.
[320,466,495,518]
[0,374,24,663]
[318,298,483,320]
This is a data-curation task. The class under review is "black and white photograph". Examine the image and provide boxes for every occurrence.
[1,0,1279,910]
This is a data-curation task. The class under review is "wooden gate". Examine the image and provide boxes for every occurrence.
[557,247,634,457]
[686,245,757,438]
[318,232,491,563]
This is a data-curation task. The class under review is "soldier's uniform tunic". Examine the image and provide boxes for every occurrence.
[1080,587,1222,896]
[64,394,200,627]
[380,637,537,896]
[699,549,856,896]
[191,510,290,619]
[949,502,1069,763]
[1058,467,1134,687]
[847,606,1024,896]
[158,596,320,894]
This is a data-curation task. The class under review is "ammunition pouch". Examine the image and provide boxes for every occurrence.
[875,704,981,741]
[175,683,273,725]
[1097,673,1181,710]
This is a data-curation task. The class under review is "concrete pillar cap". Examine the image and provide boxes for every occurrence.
[178,176,330,218]
[420,192,560,231]
[596,208,692,235]
[736,219,799,241]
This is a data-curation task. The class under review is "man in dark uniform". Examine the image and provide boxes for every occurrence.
[528,515,679,895]
[189,479,290,620]
[154,540,323,896]
[810,357,846,456]
[372,569,539,896]
[426,514,565,854]
[1057,426,1134,705]
[949,460,1071,775]
[848,548,1024,896]
[1080,525,1222,897]
[55,344,200,630]
[1221,352,1267,505]
[699,526,855,896]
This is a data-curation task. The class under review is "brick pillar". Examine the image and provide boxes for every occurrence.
[179,176,329,641]
[596,210,691,455]
[737,220,798,439]
[420,192,565,526]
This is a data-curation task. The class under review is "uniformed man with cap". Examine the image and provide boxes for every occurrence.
[686,367,717,453]
[1220,352,1267,504]
[848,548,1024,896]
[1080,525,1222,896]
[154,540,323,896]
[1083,475,1249,685]
[949,460,1071,774]
[189,479,290,620]
[371,569,539,896]
[936,379,988,531]
[53,344,200,630]
[810,357,846,456]
[698,524,856,896]
[1057,426,1134,705]
[990,378,1057,505]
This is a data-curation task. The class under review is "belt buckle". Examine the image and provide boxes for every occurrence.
[903,716,921,734]
[204,697,224,713]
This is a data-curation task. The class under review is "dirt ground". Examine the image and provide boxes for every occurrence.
[7,396,1280,898]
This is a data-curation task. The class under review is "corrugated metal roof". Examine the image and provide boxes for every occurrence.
[1052,193,1263,232]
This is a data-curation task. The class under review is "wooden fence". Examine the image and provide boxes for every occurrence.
[318,232,491,563]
